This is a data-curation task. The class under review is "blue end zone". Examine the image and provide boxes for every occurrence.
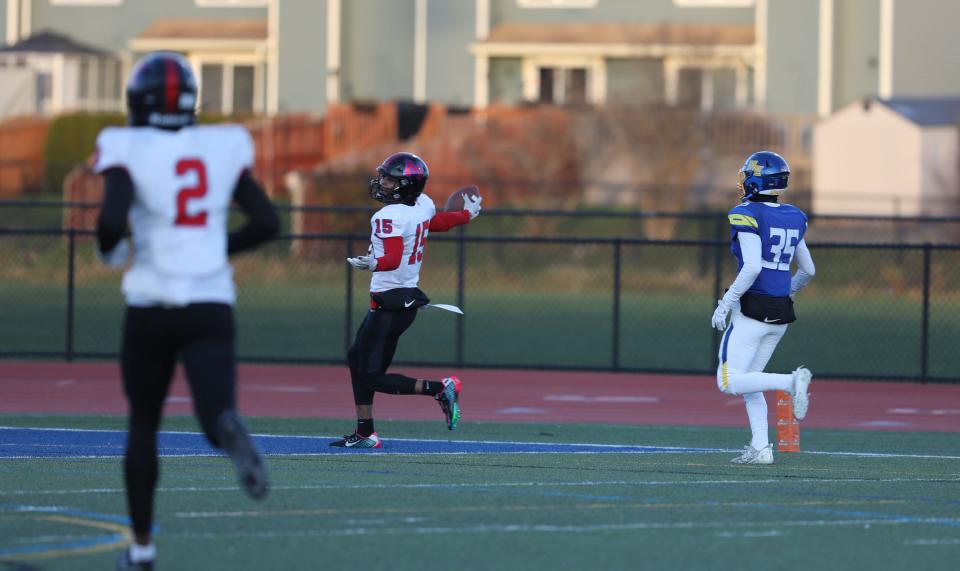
[0,427,718,458]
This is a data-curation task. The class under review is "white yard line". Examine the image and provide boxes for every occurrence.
[2,476,959,497]
[130,517,960,540]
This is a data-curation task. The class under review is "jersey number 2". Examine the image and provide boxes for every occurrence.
[175,159,208,227]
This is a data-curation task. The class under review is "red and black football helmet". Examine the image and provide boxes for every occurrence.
[126,51,197,130]
[368,152,429,205]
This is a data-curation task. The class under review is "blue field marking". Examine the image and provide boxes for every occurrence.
[0,427,719,458]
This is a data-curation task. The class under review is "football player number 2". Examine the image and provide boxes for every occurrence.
[768,227,799,271]
[174,159,208,227]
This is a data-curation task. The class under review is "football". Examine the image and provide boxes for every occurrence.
[443,185,481,212]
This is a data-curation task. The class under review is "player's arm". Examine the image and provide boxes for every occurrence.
[712,211,761,330]
[790,239,815,295]
[427,210,469,233]
[347,214,405,272]
[427,195,481,233]
[724,233,763,302]
[228,170,280,255]
[95,167,134,266]
[372,237,403,271]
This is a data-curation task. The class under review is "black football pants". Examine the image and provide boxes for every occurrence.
[348,307,420,406]
[121,303,237,536]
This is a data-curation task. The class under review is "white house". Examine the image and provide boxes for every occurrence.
[813,97,960,216]
[0,30,124,119]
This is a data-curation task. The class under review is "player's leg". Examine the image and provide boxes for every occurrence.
[750,327,813,421]
[119,306,177,566]
[717,312,793,396]
[718,313,785,465]
[339,338,378,447]
[179,303,268,499]
[357,308,420,395]
[371,308,462,429]
[332,310,392,447]
[378,309,462,429]
[737,324,790,454]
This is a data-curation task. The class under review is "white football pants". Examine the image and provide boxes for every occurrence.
[717,310,795,449]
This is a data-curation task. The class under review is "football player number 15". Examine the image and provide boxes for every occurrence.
[408,220,429,265]
[174,159,208,227]
[768,227,799,271]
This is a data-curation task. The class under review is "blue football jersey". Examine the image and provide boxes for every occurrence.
[728,201,808,297]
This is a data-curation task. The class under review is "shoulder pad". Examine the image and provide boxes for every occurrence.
[93,127,131,173]
[204,124,254,169]
[727,203,759,230]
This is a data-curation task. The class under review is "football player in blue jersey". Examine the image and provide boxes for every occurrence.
[711,151,816,465]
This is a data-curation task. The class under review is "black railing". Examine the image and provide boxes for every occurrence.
[1,227,958,383]
[5,199,960,244]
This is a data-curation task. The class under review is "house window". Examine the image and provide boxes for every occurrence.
[201,64,224,113]
[537,67,588,105]
[518,0,598,8]
[538,68,554,103]
[565,68,587,105]
[36,72,52,113]
[677,68,703,108]
[196,0,268,6]
[78,58,90,100]
[524,57,603,105]
[232,65,255,114]
[666,61,750,111]
[198,60,259,114]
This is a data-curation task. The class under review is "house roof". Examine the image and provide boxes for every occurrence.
[137,19,267,41]
[879,97,960,127]
[0,30,106,54]
[482,22,754,46]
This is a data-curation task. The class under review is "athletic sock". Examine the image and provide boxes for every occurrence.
[130,543,156,563]
[356,419,374,437]
[421,380,443,397]
[743,392,769,450]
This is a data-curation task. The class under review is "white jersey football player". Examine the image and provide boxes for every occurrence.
[711,151,816,465]
[94,52,278,571]
[331,152,482,449]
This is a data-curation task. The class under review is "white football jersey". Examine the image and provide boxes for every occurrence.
[94,124,254,306]
[368,193,436,292]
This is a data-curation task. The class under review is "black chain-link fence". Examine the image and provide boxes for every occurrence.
[5,199,960,243]
[1,227,958,383]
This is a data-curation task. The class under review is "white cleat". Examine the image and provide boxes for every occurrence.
[792,367,813,421]
[730,444,774,465]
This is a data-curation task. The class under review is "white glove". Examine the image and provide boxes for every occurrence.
[464,195,482,220]
[346,255,377,271]
[711,295,736,331]
[96,239,130,268]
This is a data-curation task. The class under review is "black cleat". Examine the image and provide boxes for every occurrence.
[329,432,382,448]
[217,411,269,500]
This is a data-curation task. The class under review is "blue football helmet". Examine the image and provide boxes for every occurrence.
[738,151,790,198]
